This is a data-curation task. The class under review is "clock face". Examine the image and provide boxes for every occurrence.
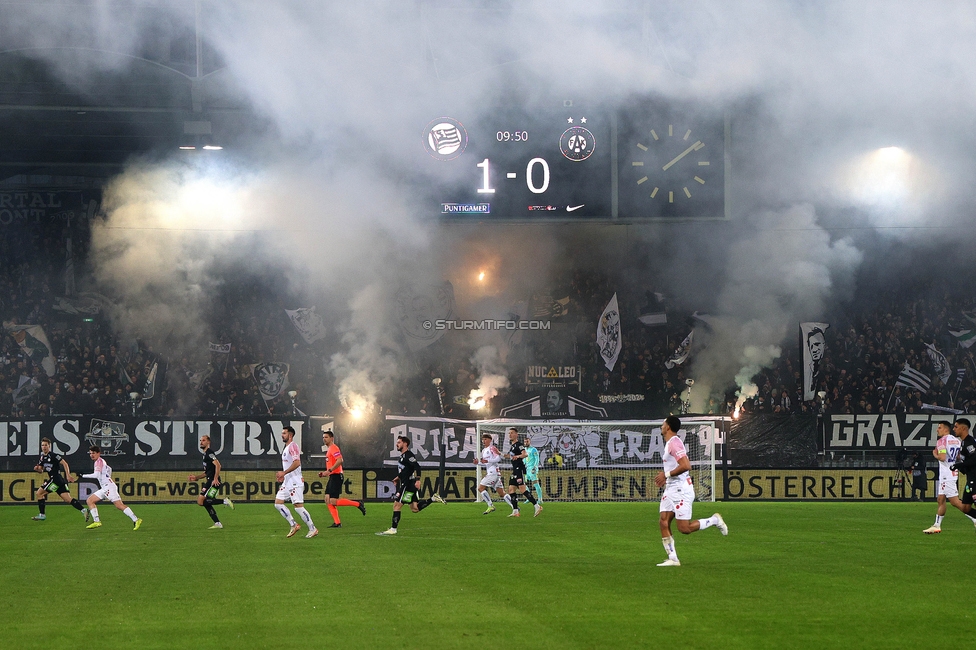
[616,107,726,220]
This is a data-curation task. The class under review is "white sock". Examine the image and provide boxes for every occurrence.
[662,536,677,561]
[123,507,138,522]
[481,491,493,506]
[275,503,296,526]
[503,494,514,509]
[295,507,315,529]
[699,516,715,530]
[935,515,944,526]
[90,506,100,522]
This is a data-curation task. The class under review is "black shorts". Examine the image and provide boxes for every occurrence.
[395,479,420,504]
[203,480,220,499]
[325,474,343,499]
[963,481,976,505]
[42,476,69,495]
[509,472,525,488]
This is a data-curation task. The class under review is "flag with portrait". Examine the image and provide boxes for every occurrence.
[800,322,829,401]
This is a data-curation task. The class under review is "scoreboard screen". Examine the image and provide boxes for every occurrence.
[419,99,728,222]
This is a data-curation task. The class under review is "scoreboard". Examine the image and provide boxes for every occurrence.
[419,99,728,222]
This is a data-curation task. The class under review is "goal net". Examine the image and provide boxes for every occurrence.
[475,418,720,502]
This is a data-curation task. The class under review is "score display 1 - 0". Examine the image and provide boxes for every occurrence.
[422,104,726,221]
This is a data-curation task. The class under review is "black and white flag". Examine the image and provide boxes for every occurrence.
[924,342,951,384]
[665,330,694,369]
[285,307,327,344]
[896,363,931,393]
[596,293,621,371]
[800,322,829,401]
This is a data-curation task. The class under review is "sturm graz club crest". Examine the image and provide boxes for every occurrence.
[85,419,127,456]
[423,117,468,161]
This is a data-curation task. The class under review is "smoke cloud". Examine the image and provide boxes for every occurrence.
[11,1,976,412]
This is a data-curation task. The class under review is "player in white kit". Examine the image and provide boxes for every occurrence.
[655,416,727,566]
[474,434,514,514]
[274,426,317,538]
[83,445,142,530]
[924,421,963,533]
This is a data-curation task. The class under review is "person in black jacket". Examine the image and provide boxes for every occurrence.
[949,418,976,530]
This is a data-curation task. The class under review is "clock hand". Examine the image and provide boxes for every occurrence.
[661,140,704,171]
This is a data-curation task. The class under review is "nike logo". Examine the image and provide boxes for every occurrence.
[566,205,585,212]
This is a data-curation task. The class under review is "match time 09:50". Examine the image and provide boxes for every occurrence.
[496,131,528,142]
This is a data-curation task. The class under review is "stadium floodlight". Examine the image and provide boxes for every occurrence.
[475,418,720,503]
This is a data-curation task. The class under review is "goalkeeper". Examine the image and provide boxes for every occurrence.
[524,435,543,504]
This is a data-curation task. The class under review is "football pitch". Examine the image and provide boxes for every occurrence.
[2,500,972,649]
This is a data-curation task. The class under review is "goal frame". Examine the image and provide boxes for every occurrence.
[474,418,720,502]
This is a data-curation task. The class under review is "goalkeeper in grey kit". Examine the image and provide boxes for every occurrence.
[377,435,444,535]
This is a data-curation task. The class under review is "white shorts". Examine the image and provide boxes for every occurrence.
[480,470,503,490]
[938,475,959,498]
[93,483,121,503]
[276,480,305,503]
[659,480,696,520]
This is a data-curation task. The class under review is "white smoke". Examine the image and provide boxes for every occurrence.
[468,346,510,411]
[10,1,976,414]
[690,204,863,410]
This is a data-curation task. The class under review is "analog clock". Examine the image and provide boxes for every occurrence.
[616,108,726,220]
[631,123,710,204]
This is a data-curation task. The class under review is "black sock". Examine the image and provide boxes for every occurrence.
[203,503,220,523]
[966,511,976,521]
[38,499,46,515]
[416,499,432,512]
[70,498,84,511]
[392,511,401,529]
[204,497,219,507]
[510,492,519,509]
[521,490,537,505]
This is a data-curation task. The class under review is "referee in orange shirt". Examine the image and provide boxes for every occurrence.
[317,429,366,527]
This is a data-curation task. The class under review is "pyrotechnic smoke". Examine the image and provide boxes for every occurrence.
[689,204,862,410]
[468,346,510,411]
[11,1,976,415]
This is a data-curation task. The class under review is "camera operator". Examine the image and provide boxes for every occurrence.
[949,418,976,528]
[910,452,927,501]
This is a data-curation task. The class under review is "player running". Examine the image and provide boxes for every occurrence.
[31,437,87,521]
[83,445,142,530]
[316,429,366,528]
[948,418,976,531]
[524,433,543,505]
[376,435,444,535]
[923,421,962,533]
[504,428,541,518]
[187,435,234,529]
[474,433,512,514]
[655,416,727,567]
[274,426,318,538]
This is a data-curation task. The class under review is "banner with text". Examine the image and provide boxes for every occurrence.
[823,413,975,450]
[720,468,953,500]
[0,417,310,472]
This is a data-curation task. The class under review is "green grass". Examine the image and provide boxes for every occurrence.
[2,500,973,648]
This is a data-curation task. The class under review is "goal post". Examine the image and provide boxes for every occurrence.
[475,418,720,502]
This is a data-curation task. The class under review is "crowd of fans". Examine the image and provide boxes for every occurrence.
[4,222,976,421]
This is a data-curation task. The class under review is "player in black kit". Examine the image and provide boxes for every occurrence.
[187,435,234,529]
[949,418,976,530]
[505,427,541,518]
[32,437,88,521]
[376,435,444,535]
